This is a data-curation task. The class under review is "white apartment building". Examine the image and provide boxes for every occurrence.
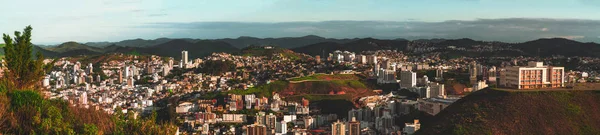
[503,61,564,89]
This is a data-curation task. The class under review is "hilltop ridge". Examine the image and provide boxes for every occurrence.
[417,88,600,135]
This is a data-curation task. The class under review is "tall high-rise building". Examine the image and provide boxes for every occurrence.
[168,59,174,68]
[74,62,81,73]
[503,61,564,89]
[182,50,189,66]
[357,55,367,64]
[118,70,123,83]
[275,121,287,135]
[87,63,93,74]
[256,111,266,125]
[435,68,444,81]
[125,66,131,77]
[131,66,138,76]
[304,116,314,129]
[246,124,267,135]
[401,70,417,88]
[80,92,88,105]
[429,82,445,98]
[315,55,321,63]
[65,72,71,85]
[163,64,170,76]
[331,120,346,135]
[367,55,378,65]
[127,76,135,87]
[266,113,277,130]
[348,116,360,135]
[469,62,478,85]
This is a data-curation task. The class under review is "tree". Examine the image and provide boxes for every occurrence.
[82,124,99,135]
[2,26,53,90]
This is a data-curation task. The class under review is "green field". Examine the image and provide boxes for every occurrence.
[289,74,358,81]
[228,80,288,97]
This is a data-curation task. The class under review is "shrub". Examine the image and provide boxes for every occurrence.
[9,90,43,109]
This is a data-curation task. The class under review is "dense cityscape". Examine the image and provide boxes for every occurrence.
[2,0,600,135]
[18,43,598,134]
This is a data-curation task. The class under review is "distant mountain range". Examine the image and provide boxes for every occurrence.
[82,35,356,49]
[30,35,600,59]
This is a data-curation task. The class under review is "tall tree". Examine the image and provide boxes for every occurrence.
[2,26,53,90]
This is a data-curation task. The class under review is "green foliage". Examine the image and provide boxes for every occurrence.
[289,74,358,81]
[0,26,175,135]
[2,26,54,90]
[289,75,318,81]
[567,103,582,115]
[453,125,468,135]
[9,90,43,109]
[82,124,99,135]
[196,60,236,75]
[580,125,599,135]
[128,50,141,56]
[332,80,367,89]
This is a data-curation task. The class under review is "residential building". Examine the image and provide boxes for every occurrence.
[348,116,360,135]
[246,123,267,135]
[403,119,421,135]
[331,120,346,135]
[429,82,445,98]
[275,121,287,135]
[418,98,458,116]
[182,50,189,67]
[401,70,417,88]
[472,80,488,91]
[503,61,564,89]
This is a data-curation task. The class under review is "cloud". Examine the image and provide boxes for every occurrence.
[140,18,600,43]
[541,28,549,32]
[548,35,585,40]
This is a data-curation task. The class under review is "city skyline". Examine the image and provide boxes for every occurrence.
[1,0,600,44]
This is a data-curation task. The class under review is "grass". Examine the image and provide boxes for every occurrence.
[289,74,358,81]
[228,81,288,97]
[331,80,368,89]
[289,75,318,81]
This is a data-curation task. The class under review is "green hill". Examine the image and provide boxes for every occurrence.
[241,45,304,60]
[229,74,375,103]
[45,41,104,53]
[417,88,600,135]
[146,39,239,60]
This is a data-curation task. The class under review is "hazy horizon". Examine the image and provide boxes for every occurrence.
[1,0,600,44]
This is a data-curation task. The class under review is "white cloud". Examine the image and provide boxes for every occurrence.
[551,35,585,40]
[541,28,549,31]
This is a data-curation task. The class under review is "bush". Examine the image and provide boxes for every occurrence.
[9,90,43,109]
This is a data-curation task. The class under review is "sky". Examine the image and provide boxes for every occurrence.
[1,0,600,44]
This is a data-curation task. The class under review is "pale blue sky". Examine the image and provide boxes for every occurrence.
[1,0,600,44]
